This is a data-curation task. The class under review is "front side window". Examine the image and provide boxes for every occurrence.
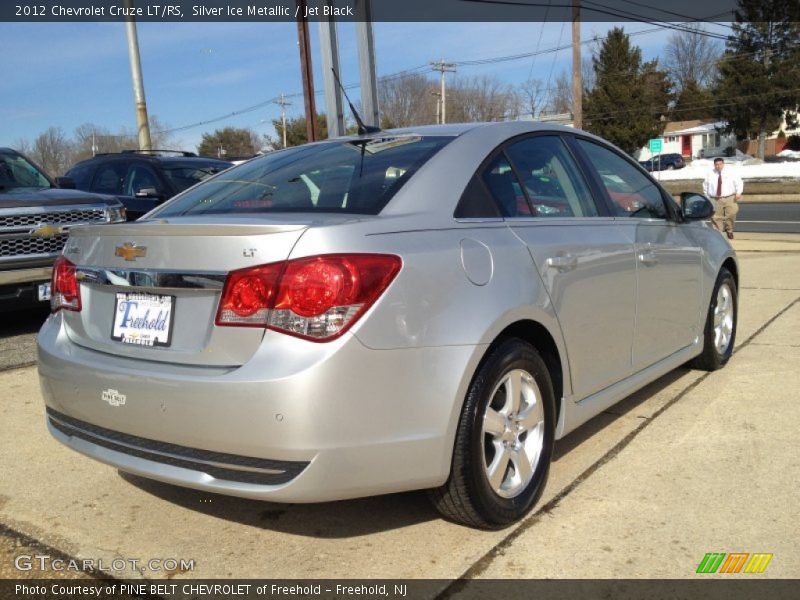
[92,162,127,195]
[124,163,162,196]
[0,152,51,191]
[151,135,452,217]
[505,136,598,218]
[576,139,668,219]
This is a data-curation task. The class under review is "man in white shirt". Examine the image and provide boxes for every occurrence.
[703,157,744,239]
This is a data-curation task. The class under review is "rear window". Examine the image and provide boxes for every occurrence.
[150,135,452,217]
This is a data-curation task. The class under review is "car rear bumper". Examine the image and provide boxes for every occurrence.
[0,267,52,311]
[37,312,481,502]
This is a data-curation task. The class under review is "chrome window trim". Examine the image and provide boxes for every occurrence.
[76,267,227,290]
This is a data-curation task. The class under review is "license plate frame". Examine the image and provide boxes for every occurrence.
[111,292,175,348]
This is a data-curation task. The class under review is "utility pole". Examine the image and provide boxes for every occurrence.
[123,0,152,150]
[431,90,441,125]
[295,0,318,142]
[274,94,292,148]
[430,59,456,124]
[572,0,582,129]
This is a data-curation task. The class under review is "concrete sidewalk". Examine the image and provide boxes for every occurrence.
[731,232,800,253]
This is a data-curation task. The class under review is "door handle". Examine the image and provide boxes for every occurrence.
[638,251,658,266]
[546,255,578,271]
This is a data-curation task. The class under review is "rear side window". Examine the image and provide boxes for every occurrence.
[576,139,667,219]
[481,154,533,217]
[505,136,598,218]
[162,164,228,193]
[151,136,452,217]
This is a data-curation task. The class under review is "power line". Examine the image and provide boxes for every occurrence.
[459,0,731,40]
[148,21,731,138]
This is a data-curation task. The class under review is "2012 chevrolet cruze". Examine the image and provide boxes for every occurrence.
[38,122,738,528]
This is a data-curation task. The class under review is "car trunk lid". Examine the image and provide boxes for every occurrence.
[60,217,309,367]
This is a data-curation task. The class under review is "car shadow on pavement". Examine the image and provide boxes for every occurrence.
[552,367,692,461]
[119,472,440,537]
[119,366,693,538]
[0,308,48,336]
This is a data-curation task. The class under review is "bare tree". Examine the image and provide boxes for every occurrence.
[31,127,74,177]
[517,78,546,118]
[548,71,573,115]
[378,73,437,128]
[448,75,518,122]
[664,24,721,92]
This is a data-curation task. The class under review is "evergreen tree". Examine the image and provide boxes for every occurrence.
[714,0,800,158]
[673,80,716,121]
[583,28,671,155]
[198,127,261,158]
[271,114,328,148]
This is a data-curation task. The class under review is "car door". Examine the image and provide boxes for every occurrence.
[573,138,703,371]
[496,134,638,401]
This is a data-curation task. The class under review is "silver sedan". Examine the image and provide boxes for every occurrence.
[37,122,737,528]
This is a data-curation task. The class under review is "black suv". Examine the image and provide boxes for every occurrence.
[63,150,232,220]
[0,148,125,311]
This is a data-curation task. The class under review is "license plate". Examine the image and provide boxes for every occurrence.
[112,292,174,347]
[37,283,51,301]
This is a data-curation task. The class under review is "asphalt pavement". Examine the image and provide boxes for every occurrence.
[0,234,797,588]
[737,202,800,233]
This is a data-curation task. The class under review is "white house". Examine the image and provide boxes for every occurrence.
[636,120,737,161]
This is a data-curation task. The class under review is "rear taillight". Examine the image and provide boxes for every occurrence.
[51,256,81,313]
[216,254,401,341]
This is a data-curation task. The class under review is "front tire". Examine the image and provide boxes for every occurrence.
[430,339,556,529]
[690,268,737,371]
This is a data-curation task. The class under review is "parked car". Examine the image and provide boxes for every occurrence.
[63,150,232,220]
[0,148,125,312]
[639,153,685,171]
[38,123,737,528]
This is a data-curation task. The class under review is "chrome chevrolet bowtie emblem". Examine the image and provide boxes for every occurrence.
[30,223,63,238]
[115,243,147,261]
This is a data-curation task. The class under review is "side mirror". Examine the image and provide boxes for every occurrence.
[135,187,161,198]
[56,177,76,189]
[681,192,714,220]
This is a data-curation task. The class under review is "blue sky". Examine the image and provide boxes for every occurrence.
[0,21,699,151]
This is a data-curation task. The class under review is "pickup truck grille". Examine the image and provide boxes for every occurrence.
[0,209,105,229]
[0,206,108,262]
[0,234,68,258]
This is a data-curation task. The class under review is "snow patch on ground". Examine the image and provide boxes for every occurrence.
[656,161,800,181]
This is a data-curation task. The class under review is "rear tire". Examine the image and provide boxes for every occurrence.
[429,339,555,529]
[690,268,737,371]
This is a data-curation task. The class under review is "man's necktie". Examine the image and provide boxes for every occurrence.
[717,174,722,198]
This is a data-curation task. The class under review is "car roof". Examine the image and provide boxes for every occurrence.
[330,121,582,143]
[72,153,231,167]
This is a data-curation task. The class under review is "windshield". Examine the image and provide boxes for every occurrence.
[150,135,452,217]
[162,163,230,193]
[0,152,52,192]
